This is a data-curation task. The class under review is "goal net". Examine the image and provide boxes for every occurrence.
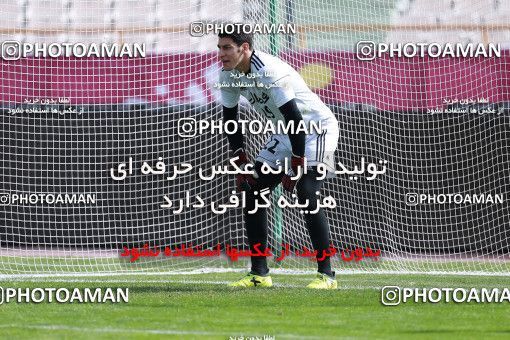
[0,0,509,276]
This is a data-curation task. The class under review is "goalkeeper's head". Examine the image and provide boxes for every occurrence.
[217,25,254,72]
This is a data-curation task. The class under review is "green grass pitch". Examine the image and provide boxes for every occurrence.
[1,272,509,339]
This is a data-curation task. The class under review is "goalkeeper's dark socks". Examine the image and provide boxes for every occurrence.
[250,254,270,276]
[250,269,270,277]
[250,263,269,276]
[243,183,273,279]
[317,259,334,278]
[296,173,336,280]
[318,269,335,279]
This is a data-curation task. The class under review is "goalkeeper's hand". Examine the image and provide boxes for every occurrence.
[232,148,258,192]
[281,155,305,192]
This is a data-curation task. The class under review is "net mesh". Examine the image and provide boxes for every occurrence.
[0,0,509,275]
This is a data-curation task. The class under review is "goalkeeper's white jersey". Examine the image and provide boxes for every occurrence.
[219,50,335,125]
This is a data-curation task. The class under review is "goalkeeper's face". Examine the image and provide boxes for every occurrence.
[217,37,250,72]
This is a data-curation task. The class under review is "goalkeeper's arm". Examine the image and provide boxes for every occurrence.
[279,99,305,157]
[278,99,306,191]
[223,105,257,191]
[222,105,243,152]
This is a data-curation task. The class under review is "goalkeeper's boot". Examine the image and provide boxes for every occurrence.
[306,272,337,289]
[228,272,273,288]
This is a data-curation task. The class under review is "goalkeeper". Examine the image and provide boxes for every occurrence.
[218,29,339,289]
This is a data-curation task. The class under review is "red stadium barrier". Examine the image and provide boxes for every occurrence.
[1,51,509,110]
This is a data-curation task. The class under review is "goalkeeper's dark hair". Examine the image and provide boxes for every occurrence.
[218,26,253,50]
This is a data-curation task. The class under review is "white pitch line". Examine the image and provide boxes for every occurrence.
[0,277,381,290]
[0,324,334,339]
[3,277,508,290]
[2,268,510,280]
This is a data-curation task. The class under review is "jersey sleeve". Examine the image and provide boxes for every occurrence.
[219,70,240,108]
